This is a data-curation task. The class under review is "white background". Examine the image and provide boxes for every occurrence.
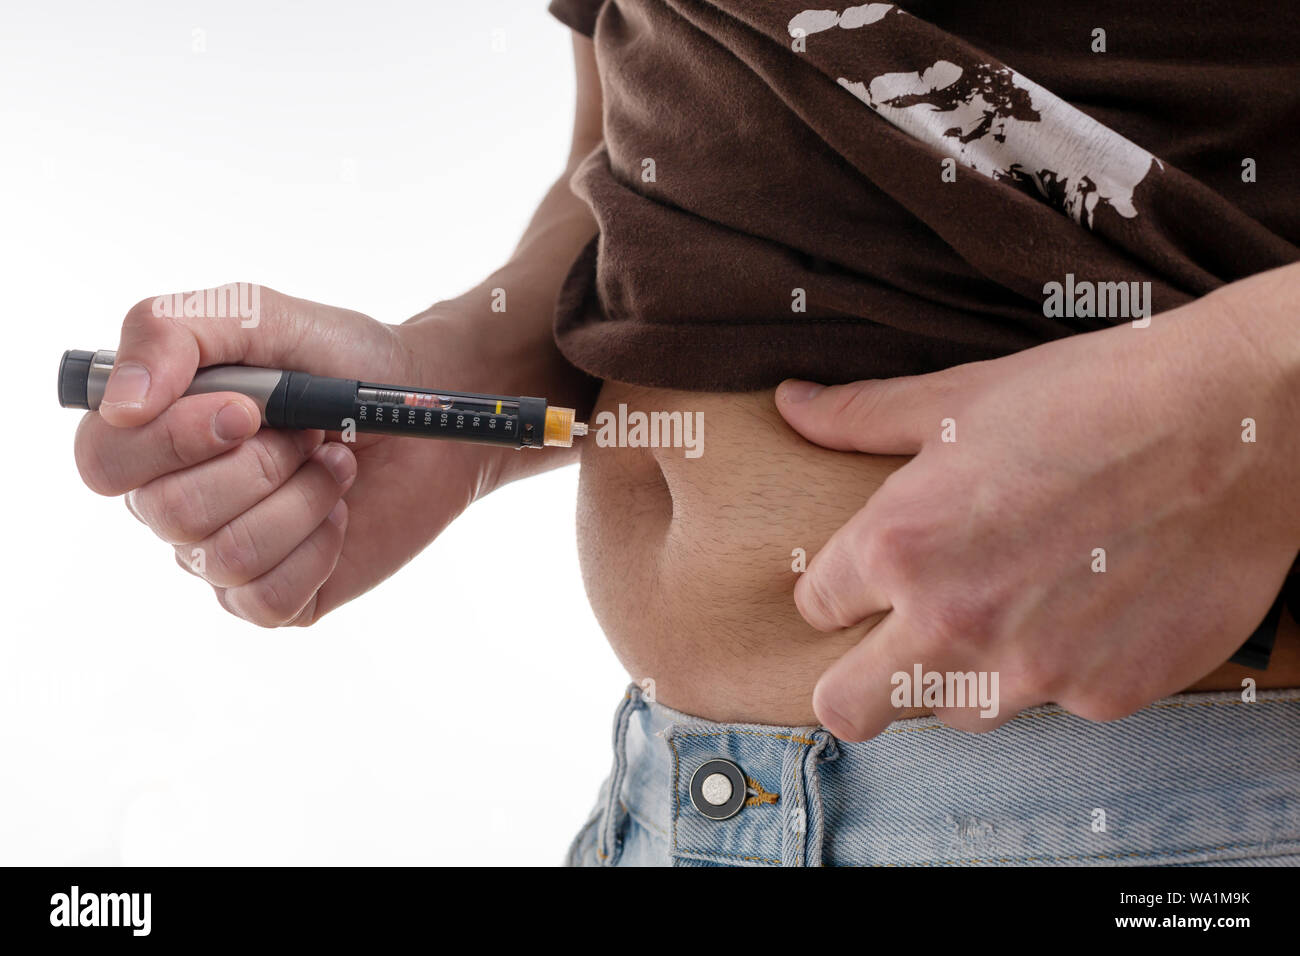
[0,0,628,865]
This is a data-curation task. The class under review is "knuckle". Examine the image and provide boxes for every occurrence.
[294,464,327,513]
[300,517,340,569]
[156,415,190,469]
[867,513,924,575]
[75,429,125,496]
[1012,654,1064,700]
[832,380,886,426]
[234,578,303,627]
[122,297,169,338]
[245,437,288,498]
[853,521,886,569]
[923,589,1003,649]
[153,476,210,543]
[210,519,258,584]
[799,568,852,628]
[904,618,951,662]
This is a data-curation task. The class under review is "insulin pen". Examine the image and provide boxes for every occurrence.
[58,349,589,449]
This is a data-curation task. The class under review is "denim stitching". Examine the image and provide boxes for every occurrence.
[567,813,602,866]
[675,730,819,745]
[880,694,1300,736]
[597,690,641,864]
[669,736,682,857]
[677,849,783,866]
[743,774,779,807]
[886,837,1300,867]
[619,798,671,841]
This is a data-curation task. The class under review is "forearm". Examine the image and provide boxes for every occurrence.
[1207,260,1300,420]
[399,35,603,487]
[406,165,599,406]
[395,164,599,488]
[1189,261,1300,540]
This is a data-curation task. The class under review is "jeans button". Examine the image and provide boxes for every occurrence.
[690,758,746,820]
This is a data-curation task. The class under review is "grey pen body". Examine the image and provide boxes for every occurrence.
[59,348,581,448]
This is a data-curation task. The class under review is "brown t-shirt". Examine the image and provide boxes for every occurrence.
[547,0,1300,663]
[548,0,1299,391]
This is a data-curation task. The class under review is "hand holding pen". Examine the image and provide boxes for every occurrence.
[65,286,587,626]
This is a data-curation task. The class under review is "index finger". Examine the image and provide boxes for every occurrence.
[99,284,314,427]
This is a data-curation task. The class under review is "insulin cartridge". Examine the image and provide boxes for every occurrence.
[59,349,588,449]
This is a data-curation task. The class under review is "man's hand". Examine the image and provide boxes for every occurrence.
[71,36,602,629]
[777,265,1300,742]
[74,285,532,627]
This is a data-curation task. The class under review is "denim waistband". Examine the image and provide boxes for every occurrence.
[571,684,1300,867]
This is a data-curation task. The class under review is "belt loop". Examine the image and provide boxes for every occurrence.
[596,685,643,866]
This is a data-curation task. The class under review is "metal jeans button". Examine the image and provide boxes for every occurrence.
[689,758,746,820]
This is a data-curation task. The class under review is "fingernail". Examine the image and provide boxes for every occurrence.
[318,444,354,484]
[102,362,150,407]
[327,500,347,527]
[213,401,256,441]
[778,380,823,404]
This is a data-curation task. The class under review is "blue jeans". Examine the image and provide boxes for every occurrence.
[567,684,1300,866]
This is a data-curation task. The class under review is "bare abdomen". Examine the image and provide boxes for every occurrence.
[576,381,1300,726]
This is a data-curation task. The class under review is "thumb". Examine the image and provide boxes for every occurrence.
[775,370,969,455]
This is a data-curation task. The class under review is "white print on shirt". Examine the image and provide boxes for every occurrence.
[789,2,895,34]
[789,4,1163,228]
